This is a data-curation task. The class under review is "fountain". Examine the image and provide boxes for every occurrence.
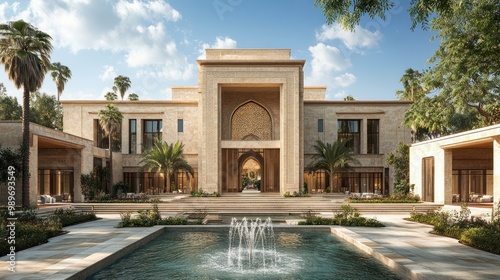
[88,219,403,279]
[227,217,277,270]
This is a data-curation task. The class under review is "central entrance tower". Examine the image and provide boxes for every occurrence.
[197,49,304,195]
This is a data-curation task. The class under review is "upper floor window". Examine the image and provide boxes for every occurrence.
[129,119,137,154]
[94,119,121,152]
[143,119,162,152]
[178,119,184,133]
[367,119,379,154]
[337,119,360,154]
[318,119,324,133]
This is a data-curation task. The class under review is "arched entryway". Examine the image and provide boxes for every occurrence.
[221,149,280,193]
[239,151,264,191]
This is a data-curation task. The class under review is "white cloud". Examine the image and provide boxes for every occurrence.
[5,0,197,90]
[333,73,356,88]
[99,65,117,81]
[334,90,349,100]
[306,43,351,86]
[316,23,382,51]
[198,36,237,59]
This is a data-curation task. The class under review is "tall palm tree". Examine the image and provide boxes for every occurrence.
[140,140,194,193]
[113,75,131,100]
[0,20,52,207]
[307,140,360,193]
[50,62,72,102]
[396,68,425,102]
[98,104,123,192]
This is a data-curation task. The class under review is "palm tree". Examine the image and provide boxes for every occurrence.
[307,140,360,193]
[396,68,425,102]
[105,91,118,100]
[113,75,131,100]
[50,62,71,102]
[140,140,194,193]
[0,20,53,207]
[98,104,123,192]
[128,93,139,101]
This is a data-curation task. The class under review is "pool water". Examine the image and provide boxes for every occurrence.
[88,228,402,280]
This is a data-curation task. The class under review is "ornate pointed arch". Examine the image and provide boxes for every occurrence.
[231,101,272,140]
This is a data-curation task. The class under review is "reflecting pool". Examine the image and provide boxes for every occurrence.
[88,226,401,280]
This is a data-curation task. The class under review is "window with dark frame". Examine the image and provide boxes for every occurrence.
[129,119,137,154]
[337,119,360,154]
[178,119,184,133]
[143,119,162,152]
[94,119,121,152]
[318,119,324,133]
[367,119,379,154]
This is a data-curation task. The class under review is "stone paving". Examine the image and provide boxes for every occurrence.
[1,210,499,279]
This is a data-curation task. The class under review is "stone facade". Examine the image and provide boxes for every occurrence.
[1,49,414,205]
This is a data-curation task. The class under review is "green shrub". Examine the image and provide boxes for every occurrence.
[0,223,50,255]
[53,208,97,227]
[158,216,189,225]
[299,208,384,227]
[348,193,421,203]
[284,191,309,197]
[113,181,129,197]
[460,227,500,254]
[190,188,220,197]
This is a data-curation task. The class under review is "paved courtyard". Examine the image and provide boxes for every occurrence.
[1,210,499,279]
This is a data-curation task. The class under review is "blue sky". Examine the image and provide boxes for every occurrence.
[0,0,439,101]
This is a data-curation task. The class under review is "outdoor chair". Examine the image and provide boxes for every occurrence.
[480,195,493,203]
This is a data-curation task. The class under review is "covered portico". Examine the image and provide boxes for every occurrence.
[410,124,500,207]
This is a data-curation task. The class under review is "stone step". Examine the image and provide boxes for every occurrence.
[73,202,441,215]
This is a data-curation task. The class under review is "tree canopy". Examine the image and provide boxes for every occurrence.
[140,140,194,193]
[50,62,72,102]
[30,91,63,130]
[307,140,360,193]
[113,75,131,100]
[314,0,455,30]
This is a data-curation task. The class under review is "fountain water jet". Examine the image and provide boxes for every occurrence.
[228,217,277,270]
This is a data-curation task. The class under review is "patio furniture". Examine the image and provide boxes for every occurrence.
[480,195,493,203]
[40,195,56,204]
[470,194,481,202]
[62,193,70,202]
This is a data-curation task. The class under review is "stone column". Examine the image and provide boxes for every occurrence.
[443,149,453,205]
[197,70,220,193]
[493,137,500,215]
[29,134,39,206]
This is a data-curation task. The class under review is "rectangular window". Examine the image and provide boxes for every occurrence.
[318,119,324,133]
[143,119,162,152]
[129,119,137,154]
[367,119,379,154]
[94,119,121,152]
[337,120,360,154]
[178,119,184,133]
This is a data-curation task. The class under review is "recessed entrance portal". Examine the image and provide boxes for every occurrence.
[241,157,261,190]
[221,149,280,193]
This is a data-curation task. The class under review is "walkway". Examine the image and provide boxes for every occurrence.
[332,214,500,280]
[1,210,499,279]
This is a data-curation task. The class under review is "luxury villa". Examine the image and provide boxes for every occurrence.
[3,48,454,206]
